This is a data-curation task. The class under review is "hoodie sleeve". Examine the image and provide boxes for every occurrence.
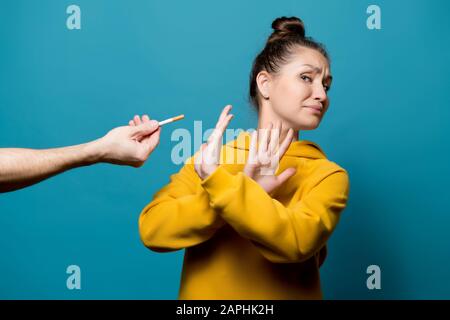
[201,166,349,263]
[139,160,226,252]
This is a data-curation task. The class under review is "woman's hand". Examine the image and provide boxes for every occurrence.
[194,105,233,180]
[244,122,296,194]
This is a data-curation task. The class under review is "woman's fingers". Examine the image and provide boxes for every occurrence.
[208,115,233,148]
[269,120,281,155]
[208,105,232,144]
[216,105,232,126]
[208,114,233,162]
[194,143,207,171]
[258,122,272,156]
[258,123,272,167]
[195,106,234,175]
[244,130,259,177]
[218,114,233,134]
[129,120,135,127]
[212,105,232,139]
[244,123,296,193]
[244,130,259,178]
[276,167,297,185]
[276,128,294,159]
[247,130,258,164]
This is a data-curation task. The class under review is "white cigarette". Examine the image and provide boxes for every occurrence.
[158,114,185,126]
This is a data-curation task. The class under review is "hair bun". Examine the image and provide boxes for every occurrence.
[270,16,305,41]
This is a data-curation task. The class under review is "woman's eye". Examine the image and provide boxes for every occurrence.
[300,75,312,82]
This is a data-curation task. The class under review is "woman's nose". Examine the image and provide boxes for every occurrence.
[312,83,327,102]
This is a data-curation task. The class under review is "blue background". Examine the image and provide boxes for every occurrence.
[1,0,449,299]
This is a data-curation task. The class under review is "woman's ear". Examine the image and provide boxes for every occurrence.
[256,71,271,100]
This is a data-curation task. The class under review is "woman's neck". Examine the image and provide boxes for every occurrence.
[257,105,299,142]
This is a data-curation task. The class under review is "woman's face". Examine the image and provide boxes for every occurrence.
[262,47,332,131]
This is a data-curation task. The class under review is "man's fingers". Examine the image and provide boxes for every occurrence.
[142,114,150,123]
[142,125,160,142]
[129,114,150,127]
[134,120,160,139]
[134,115,142,126]
[139,127,161,155]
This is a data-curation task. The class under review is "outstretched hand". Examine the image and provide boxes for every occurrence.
[243,122,296,194]
[95,115,161,167]
[194,105,233,180]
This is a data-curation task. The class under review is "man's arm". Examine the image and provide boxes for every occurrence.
[0,115,160,193]
[0,143,101,193]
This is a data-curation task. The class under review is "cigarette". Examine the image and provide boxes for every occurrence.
[158,114,185,126]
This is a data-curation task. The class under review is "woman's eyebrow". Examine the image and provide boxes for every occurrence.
[301,64,322,73]
[301,64,333,81]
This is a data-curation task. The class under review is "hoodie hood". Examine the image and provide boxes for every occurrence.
[225,131,327,160]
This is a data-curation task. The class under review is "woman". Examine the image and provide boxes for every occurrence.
[137,16,350,299]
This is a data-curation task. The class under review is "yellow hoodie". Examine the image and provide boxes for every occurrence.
[139,132,350,299]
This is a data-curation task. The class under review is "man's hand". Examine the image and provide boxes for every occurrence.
[243,122,296,194]
[194,105,233,180]
[0,114,161,193]
[93,115,161,168]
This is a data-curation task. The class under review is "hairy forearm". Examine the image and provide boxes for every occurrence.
[0,141,102,193]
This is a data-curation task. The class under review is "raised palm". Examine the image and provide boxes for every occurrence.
[244,122,296,194]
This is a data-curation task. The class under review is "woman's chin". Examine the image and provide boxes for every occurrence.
[296,118,321,131]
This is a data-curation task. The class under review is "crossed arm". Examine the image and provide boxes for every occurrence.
[139,105,350,263]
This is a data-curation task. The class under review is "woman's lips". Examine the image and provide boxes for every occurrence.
[304,106,322,115]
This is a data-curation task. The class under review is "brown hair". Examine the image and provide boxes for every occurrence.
[249,16,330,109]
